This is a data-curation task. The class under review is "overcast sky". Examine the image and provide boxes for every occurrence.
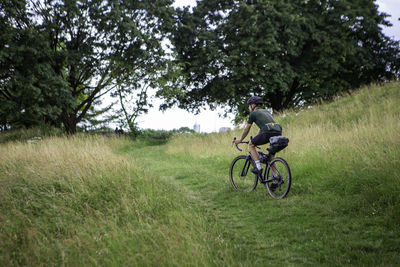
[376,0,400,40]
[135,0,400,133]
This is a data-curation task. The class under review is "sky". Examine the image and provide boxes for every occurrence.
[126,0,400,133]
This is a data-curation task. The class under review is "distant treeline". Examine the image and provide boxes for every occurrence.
[0,124,198,144]
[1,0,399,133]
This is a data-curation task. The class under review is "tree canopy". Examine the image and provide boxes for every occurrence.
[0,0,174,133]
[159,0,400,117]
[1,0,400,132]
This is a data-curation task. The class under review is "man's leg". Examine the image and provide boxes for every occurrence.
[250,142,277,175]
[249,140,263,178]
[249,141,259,162]
[249,133,266,163]
[249,132,272,178]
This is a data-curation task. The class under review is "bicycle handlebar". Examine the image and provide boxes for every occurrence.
[232,137,247,151]
[232,137,260,151]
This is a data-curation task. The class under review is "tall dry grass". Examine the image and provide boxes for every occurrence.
[0,136,233,266]
[165,83,400,168]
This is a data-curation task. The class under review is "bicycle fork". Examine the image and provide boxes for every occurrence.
[240,156,252,176]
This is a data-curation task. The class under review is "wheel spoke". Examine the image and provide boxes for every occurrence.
[264,157,291,199]
[230,155,258,192]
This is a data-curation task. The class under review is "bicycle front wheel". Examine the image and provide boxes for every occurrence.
[264,157,291,199]
[229,155,258,192]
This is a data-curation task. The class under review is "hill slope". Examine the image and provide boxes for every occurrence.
[1,82,399,265]
[127,82,400,265]
[0,137,235,265]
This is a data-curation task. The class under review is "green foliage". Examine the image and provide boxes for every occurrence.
[0,0,175,134]
[129,127,199,146]
[135,129,175,145]
[0,124,64,144]
[0,1,72,129]
[173,126,195,133]
[159,0,400,118]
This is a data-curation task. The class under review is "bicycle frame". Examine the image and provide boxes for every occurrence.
[233,138,276,183]
[231,137,292,198]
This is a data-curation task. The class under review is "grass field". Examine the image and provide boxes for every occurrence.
[1,82,400,265]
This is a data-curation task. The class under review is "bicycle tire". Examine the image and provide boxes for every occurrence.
[264,157,291,199]
[229,155,258,192]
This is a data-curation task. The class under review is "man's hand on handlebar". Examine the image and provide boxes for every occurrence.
[233,138,242,145]
[233,137,260,152]
[232,137,243,151]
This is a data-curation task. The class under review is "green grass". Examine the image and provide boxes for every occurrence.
[124,82,400,265]
[0,136,235,265]
[1,82,400,265]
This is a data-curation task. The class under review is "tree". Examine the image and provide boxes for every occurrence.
[0,0,174,134]
[159,0,400,118]
[115,81,153,135]
[173,126,195,134]
[0,0,72,129]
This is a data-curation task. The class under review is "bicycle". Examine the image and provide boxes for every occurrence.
[229,137,291,199]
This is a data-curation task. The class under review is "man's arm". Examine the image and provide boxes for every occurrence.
[234,124,252,144]
[257,128,262,135]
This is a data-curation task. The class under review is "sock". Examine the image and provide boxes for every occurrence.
[255,160,262,170]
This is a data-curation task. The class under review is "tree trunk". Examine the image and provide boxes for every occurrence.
[268,92,284,113]
[62,114,77,135]
[268,78,300,112]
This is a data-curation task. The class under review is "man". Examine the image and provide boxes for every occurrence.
[233,96,282,177]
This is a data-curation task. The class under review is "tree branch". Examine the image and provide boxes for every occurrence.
[129,83,149,122]
[117,86,131,127]
[75,90,100,123]
[92,85,115,101]
[0,88,12,100]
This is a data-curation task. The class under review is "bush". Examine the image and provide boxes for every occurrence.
[0,125,63,144]
[136,129,175,145]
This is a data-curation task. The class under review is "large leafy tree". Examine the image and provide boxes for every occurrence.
[159,0,400,117]
[0,0,174,134]
[0,0,72,129]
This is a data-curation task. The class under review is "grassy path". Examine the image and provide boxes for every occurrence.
[122,141,400,266]
[1,83,399,265]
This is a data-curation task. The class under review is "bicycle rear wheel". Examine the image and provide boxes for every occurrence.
[229,155,258,192]
[264,157,291,199]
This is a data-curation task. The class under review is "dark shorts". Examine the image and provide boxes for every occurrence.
[251,131,281,146]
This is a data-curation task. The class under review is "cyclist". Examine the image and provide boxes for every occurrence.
[233,96,282,178]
